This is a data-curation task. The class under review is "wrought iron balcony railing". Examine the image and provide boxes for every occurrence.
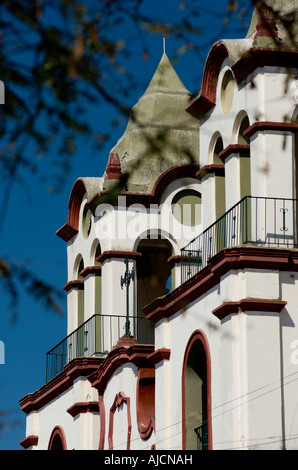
[46,314,153,382]
[181,196,298,283]
[194,423,208,450]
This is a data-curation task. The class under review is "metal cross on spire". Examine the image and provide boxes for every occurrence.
[120,259,134,336]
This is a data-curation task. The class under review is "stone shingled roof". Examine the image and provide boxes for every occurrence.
[106,52,200,194]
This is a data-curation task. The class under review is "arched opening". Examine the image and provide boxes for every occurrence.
[94,242,102,315]
[48,426,67,450]
[136,235,173,344]
[172,189,202,227]
[82,203,92,239]
[76,256,85,327]
[238,115,251,199]
[182,331,212,450]
[221,69,234,114]
[213,136,225,220]
[238,115,251,243]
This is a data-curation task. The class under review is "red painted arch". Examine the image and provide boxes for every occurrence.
[48,426,67,450]
[181,330,212,450]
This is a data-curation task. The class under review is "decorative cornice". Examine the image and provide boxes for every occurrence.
[244,121,298,139]
[212,298,287,321]
[79,266,102,278]
[167,255,181,268]
[19,357,102,415]
[233,48,298,85]
[67,401,99,418]
[56,178,88,241]
[109,392,131,450]
[56,223,78,242]
[62,280,84,292]
[88,343,155,394]
[186,41,229,118]
[196,164,225,180]
[96,250,142,264]
[143,246,298,323]
[147,348,171,365]
[19,435,38,449]
[57,164,199,242]
[187,46,298,119]
[218,144,250,162]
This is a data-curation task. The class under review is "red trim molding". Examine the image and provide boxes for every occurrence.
[108,392,132,450]
[79,266,102,277]
[218,144,250,162]
[98,394,106,450]
[187,45,298,119]
[148,348,171,365]
[167,255,181,268]
[57,164,199,242]
[143,246,298,323]
[136,368,155,440]
[56,178,88,241]
[244,121,298,139]
[212,298,287,321]
[19,357,102,415]
[233,48,298,85]
[62,280,84,292]
[56,223,78,242]
[182,330,212,450]
[187,41,229,118]
[67,401,99,418]
[96,251,142,264]
[48,426,67,450]
[19,435,38,449]
[88,344,155,394]
[196,164,225,180]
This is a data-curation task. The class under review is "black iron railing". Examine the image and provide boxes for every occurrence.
[181,196,298,282]
[194,423,208,450]
[46,314,153,382]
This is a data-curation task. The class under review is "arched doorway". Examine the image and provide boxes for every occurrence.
[136,235,173,343]
[182,331,212,450]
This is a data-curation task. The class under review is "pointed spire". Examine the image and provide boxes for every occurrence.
[143,51,189,96]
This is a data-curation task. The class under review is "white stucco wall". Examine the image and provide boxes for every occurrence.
[25,376,100,450]
[154,266,298,450]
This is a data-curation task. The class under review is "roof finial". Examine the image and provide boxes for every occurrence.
[163,35,166,55]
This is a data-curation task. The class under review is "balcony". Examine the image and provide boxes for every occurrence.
[46,314,154,382]
[194,423,208,450]
[181,196,298,283]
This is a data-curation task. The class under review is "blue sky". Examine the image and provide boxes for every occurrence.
[0,0,254,450]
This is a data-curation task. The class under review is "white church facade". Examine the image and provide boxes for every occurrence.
[20,1,298,450]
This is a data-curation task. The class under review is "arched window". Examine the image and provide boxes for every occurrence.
[74,255,84,327]
[172,189,202,227]
[92,241,102,315]
[48,426,67,450]
[238,115,251,199]
[213,136,225,219]
[182,331,212,450]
